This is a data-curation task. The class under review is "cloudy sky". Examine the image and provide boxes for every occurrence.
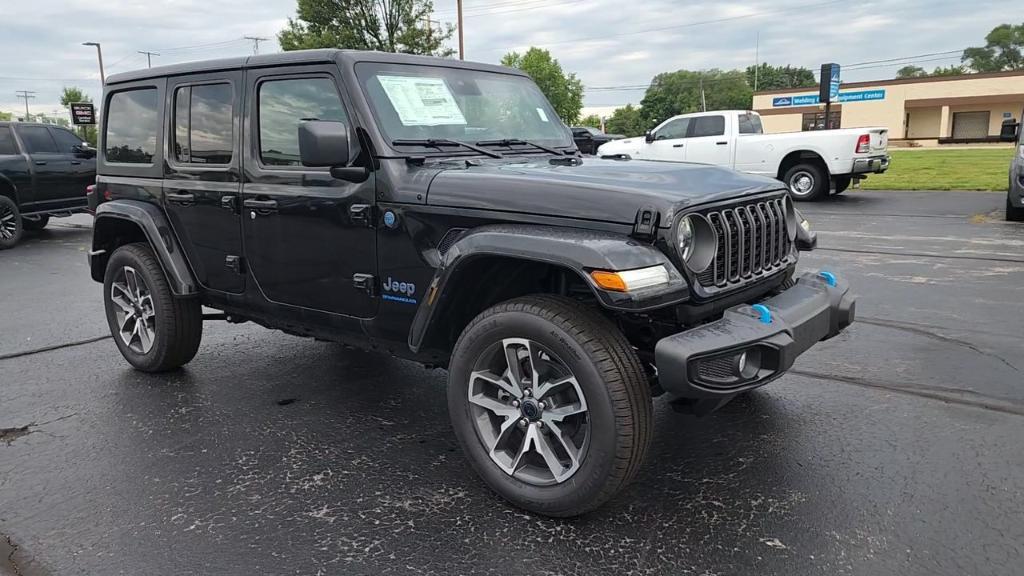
[0,0,1015,117]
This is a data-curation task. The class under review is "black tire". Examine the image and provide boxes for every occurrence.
[833,176,852,194]
[0,195,23,249]
[784,162,829,201]
[103,243,202,372]
[448,295,653,517]
[22,214,50,231]
[1007,196,1024,222]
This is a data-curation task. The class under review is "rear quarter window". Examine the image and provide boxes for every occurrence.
[105,88,159,164]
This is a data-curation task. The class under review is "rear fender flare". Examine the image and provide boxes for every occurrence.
[408,223,688,352]
[91,200,197,296]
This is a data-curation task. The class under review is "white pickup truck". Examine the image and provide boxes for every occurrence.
[596,110,890,200]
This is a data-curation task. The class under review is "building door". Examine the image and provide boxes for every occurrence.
[951,111,990,140]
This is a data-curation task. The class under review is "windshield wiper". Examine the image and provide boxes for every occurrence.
[391,138,502,159]
[475,138,566,155]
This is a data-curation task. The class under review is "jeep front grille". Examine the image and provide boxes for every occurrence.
[696,197,792,289]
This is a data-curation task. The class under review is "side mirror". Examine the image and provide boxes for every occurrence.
[298,120,350,167]
[644,130,655,143]
[72,144,96,158]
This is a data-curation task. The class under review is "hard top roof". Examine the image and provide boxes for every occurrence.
[105,49,524,85]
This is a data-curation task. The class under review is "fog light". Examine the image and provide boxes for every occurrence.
[733,348,761,380]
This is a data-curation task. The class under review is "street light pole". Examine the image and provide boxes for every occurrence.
[82,42,105,84]
[457,0,464,60]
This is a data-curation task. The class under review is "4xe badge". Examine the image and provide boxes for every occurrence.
[382,277,417,304]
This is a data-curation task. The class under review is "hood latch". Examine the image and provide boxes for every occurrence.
[632,206,658,239]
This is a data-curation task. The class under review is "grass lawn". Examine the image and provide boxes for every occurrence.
[860,147,1015,191]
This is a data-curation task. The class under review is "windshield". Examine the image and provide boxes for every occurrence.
[356,62,573,150]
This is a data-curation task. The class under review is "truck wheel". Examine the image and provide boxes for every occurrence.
[22,215,50,231]
[784,163,828,201]
[103,243,202,372]
[1008,196,1024,222]
[0,195,23,249]
[833,176,852,194]
[448,295,652,517]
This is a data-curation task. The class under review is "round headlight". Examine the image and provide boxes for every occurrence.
[677,216,695,260]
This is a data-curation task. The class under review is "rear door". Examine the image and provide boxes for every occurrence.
[681,114,732,167]
[642,117,689,161]
[163,72,245,294]
[241,65,377,317]
[49,126,94,204]
[13,125,73,206]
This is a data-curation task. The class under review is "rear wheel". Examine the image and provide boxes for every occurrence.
[784,162,828,201]
[1008,196,1024,222]
[22,214,50,231]
[0,196,23,249]
[448,295,652,517]
[833,176,852,194]
[103,243,203,372]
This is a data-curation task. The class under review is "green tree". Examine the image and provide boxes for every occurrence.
[896,65,927,78]
[931,65,966,76]
[746,63,815,91]
[59,86,97,146]
[963,22,1024,72]
[639,69,751,126]
[0,111,11,121]
[278,0,453,56]
[604,104,646,137]
[501,47,584,124]
[578,114,602,129]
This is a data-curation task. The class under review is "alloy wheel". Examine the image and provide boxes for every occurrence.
[467,338,590,486]
[0,203,16,240]
[110,266,157,354]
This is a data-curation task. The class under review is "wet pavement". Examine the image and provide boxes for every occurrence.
[1,191,1022,575]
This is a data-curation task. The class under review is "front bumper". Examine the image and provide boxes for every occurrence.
[655,271,855,401]
[852,155,890,174]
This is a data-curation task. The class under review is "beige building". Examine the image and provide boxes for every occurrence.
[752,70,1024,146]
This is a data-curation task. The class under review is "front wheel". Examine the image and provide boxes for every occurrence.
[448,295,652,517]
[103,243,203,372]
[784,162,828,201]
[0,195,23,249]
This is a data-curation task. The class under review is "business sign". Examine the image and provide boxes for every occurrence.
[772,89,885,107]
[819,63,841,104]
[70,102,95,125]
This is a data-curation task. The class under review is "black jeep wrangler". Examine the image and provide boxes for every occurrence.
[88,50,855,517]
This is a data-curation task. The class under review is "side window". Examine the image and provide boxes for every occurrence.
[18,126,59,154]
[655,118,689,140]
[738,114,761,135]
[0,127,17,155]
[51,128,85,153]
[173,83,233,165]
[258,77,347,167]
[691,115,725,138]
[106,88,159,164]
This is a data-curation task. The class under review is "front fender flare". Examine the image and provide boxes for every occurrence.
[92,200,198,296]
[408,223,688,352]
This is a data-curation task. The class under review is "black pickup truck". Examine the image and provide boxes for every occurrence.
[0,121,95,248]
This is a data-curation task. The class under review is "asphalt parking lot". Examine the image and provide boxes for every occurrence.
[2,190,1022,575]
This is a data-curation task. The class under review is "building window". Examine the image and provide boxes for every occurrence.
[951,111,990,140]
[801,111,841,131]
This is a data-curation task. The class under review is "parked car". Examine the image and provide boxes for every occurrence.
[0,122,95,248]
[597,110,890,201]
[1005,120,1023,222]
[88,50,855,517]
[570,126,623,154]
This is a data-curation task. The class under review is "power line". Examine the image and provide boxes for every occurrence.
[137,51,160,68]
[244,36,270,55]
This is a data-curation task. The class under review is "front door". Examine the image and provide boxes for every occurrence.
[241,66,377,318]
[49,126,95,207]
[163,72,245,294]
[13,124,73,206]
[642,117,689,162]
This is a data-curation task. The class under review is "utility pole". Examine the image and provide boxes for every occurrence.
[82,42,105,84]
[15,90,35,121]
[700,78,706,112]
[421,16,440,43]
[754,31,759,92]
[457,0,464,60]
[138,51,160,68]
[244,36,269,55]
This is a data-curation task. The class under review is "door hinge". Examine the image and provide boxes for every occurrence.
[633,206,658,238]
[350,204,373,227]
[225,255,245,274]
[352,273,376,296]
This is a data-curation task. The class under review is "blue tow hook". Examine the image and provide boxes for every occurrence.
[751,304,772,324]
[819,271,837,287]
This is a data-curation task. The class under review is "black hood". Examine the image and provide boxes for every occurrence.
[425,157,784,226]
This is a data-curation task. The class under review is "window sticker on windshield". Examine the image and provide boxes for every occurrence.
[536,107,549,122]
[378,76,467,126]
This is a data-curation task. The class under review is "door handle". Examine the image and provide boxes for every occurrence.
[716,141,728,145]
[243,199,278,212]
[166,192,195,205]
[34,161,46,165]
[71,160,82,165]
[672,144,685,148]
